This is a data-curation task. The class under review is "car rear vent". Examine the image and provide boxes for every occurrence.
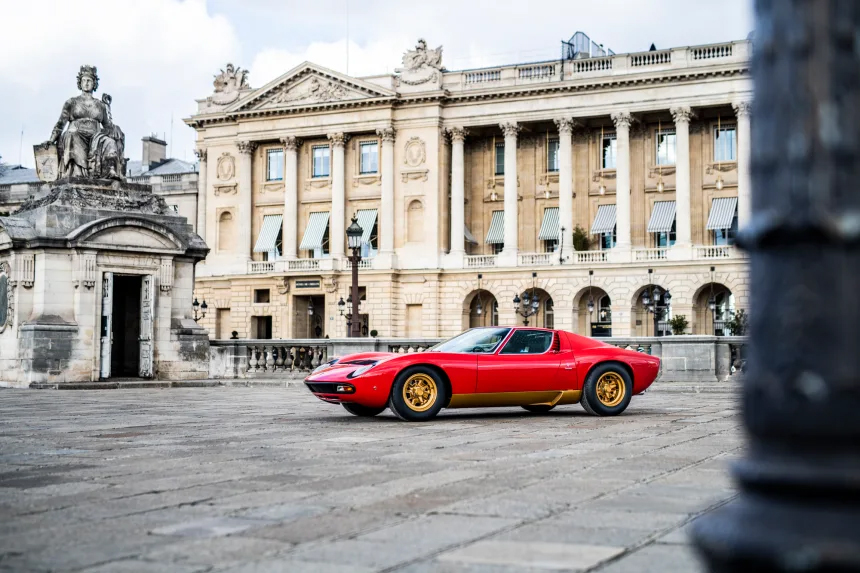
[551,334,561,352]
[343,359,377,365]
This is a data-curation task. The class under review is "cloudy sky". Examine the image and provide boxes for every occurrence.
[0,0,753,169]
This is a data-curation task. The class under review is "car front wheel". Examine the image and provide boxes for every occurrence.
[388,367,447,422]
[580,364,633,416]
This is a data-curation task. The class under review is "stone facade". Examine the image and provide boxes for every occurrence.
[187,38,752,340]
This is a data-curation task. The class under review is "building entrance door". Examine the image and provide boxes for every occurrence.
[99,273,155,379]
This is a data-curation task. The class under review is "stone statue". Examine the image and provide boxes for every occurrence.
[395,39,443,87]
[44,65,125,180]
[209,63,249,106]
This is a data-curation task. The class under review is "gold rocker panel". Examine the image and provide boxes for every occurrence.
[448,390,582,409]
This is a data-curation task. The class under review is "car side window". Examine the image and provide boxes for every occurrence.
[499,330,554,355]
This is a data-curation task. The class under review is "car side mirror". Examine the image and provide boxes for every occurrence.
[471,347,484,353]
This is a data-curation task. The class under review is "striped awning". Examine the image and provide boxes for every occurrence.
[706,197,739,230]
[485,211,505,244]
[538,207,560,241]
[253,214,283,253]
[590,204,617,235]
[647,201,676,233]
[355,209,378,244]
[299,212,330,250]
[464,225,478,245]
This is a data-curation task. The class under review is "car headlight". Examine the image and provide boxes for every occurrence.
[347,363,376,379]
[312,358,339,375]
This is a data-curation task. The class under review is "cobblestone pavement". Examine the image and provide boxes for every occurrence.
[0,387,741,572]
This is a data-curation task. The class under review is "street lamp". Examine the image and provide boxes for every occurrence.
[338,295,354,334]
[345,215,364,338]
[192,298,207,322]
[641,268,671,336]
[513,272,540,326]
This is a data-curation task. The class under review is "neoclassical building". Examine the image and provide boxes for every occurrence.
[186,36,752,339]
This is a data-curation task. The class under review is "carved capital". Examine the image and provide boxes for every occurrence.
[194,148,207,162]
[376,126,396,143]
[732,101,752,117]
[499,122,521,138]
[554,118,579,135]
[445,127,468,143]
[280,136,303,151]
[611,112,634,130]
[327,132,350,147]
[670,106,695,124]
[236,141,257,155]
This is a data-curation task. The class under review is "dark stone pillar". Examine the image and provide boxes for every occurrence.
[692,1,860,571]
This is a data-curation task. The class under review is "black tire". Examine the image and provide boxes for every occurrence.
[521,405,556,414]
[342,403,386,417]
[580,363,633,417]
[388,366,447,422]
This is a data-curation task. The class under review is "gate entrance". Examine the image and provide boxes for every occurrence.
[99,273,155,379]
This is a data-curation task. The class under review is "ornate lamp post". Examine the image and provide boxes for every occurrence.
[513,272,540,326]
[641,268,670,336]
[345,215,364,338]
[693,2,860,570]
[192,298,207,322]
[338,295,354,334]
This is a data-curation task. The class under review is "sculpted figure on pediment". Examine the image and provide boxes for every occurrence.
[211,63,250,106]
[395,39,443,87]
[263,77,350,108]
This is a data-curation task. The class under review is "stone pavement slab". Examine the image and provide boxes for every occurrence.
[0,387,740,572]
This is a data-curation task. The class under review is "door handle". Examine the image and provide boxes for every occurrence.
[564,364,573,370]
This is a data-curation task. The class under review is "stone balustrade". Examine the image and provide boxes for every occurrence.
[209,335,746,383]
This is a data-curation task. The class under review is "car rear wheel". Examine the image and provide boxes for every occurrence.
[342,403,386,417]
[521,405,555,414]
[388,367,447,422]
[580,364,632,416]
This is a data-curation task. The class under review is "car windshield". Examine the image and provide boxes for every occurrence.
[428,328,511,354]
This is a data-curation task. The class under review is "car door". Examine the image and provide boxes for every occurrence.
[476,329,562,393]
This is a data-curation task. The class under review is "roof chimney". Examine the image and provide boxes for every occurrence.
[141,135,167,170]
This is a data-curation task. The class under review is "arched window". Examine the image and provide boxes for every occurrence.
[407,200,424,243]
[544,297,554,329]
[218,211,235,253]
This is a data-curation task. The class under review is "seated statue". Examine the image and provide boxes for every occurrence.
[48,65,125,180]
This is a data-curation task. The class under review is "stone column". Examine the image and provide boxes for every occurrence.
[236,141,256,261]
[733,101,752,228]
[554,118,577,255]
[281,136,301,260]
[327,133,349,260]
[500,122,521,265]
[376,126,396,267]
[671,107,694,253]
[194,148,207,240]
[447,127,468,259]
[611,112,633,255]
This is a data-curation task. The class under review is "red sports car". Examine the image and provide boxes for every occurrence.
[304,327,660,422]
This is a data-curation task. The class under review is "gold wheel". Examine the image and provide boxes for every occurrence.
[595,371,626,407]
[402,373,438,412]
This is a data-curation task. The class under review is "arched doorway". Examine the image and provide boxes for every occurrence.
[574,287,612,337]
[468,289,499,328]
[512,287,554,328]
[694,283,734,335]
[632,284,672,337]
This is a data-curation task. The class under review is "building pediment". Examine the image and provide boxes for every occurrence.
[68,216,186,254]
[230,63,395,112]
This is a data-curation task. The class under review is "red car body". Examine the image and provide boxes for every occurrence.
[304,328,660,417]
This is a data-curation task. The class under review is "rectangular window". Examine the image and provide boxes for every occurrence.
[714,213,739,246]
[494,142,505,175]
[547,139,559,172]
[714,126,737,162]
[600,226,617,250]
[656,220,677,247]
[251,316,273,339]
[359,141,379,174]
[266,149,284,181]
[254,289,271,304]
[215,308,231,339]
[655,129,677,166]
[312,145,330,178]
[602,135,617,169]
[361,220,379,258]
[492,242,504,255]
[543,239,558,253]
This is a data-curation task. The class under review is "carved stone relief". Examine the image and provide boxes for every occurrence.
[0,261,10,333]
[262,76,350,108]
[216,152,235,181]
[403,137,426,167]
[395,39,443,87]
[214,184,237,196]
